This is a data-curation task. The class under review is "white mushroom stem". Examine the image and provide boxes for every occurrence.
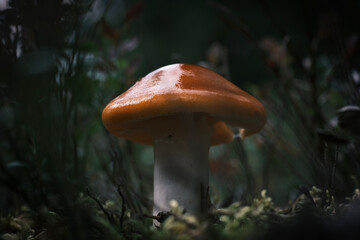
[152,112,211,220]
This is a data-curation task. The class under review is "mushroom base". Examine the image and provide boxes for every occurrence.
[152,112,211,224]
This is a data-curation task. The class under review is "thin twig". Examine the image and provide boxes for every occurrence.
[143,212,172,223]
[117,185,126,229]
[86,187,114,224]
[299,185,317,206]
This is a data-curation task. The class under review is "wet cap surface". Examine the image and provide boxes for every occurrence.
[102,64,266,145]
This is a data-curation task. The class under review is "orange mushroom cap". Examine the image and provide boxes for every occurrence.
[102,64,266,145]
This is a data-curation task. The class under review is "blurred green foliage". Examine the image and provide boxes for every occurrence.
[1,0,360,239]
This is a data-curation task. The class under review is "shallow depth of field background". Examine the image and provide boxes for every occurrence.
[0,0,359,239]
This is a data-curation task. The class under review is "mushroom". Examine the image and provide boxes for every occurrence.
[102,64,266,221]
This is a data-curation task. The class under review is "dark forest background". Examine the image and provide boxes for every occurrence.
[0,0,360,239]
